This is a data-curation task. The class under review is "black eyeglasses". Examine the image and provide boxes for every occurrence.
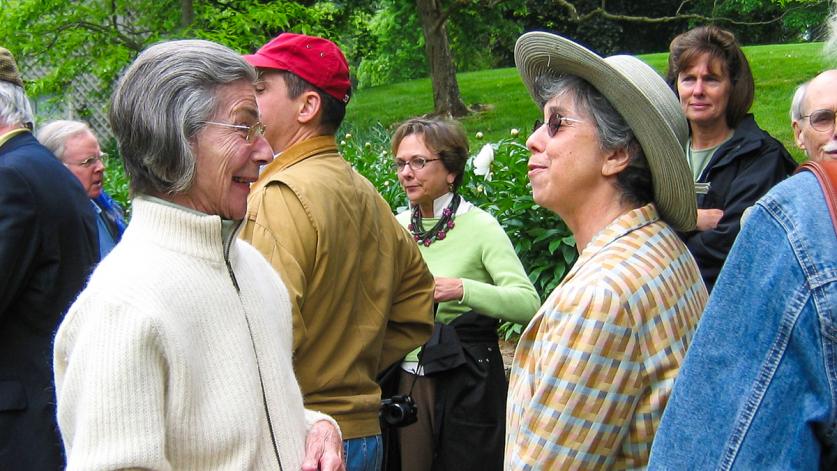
[391,157,441,172]
[533,112,584,137]
[800,109,837,133]
[203,121,267,143]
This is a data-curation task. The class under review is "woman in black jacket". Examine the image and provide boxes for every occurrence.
[667,26,797,292]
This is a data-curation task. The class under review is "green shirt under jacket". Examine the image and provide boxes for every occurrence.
[396,200,539,328]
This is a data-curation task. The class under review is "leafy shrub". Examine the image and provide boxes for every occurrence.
[102,138,131,217]
[340,123,576,341]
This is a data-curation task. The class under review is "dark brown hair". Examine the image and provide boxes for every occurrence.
[269,69,349,135]
[667,25,754,128]
[391,117,469,191]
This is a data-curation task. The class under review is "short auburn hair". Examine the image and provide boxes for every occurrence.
[667,25,754,128]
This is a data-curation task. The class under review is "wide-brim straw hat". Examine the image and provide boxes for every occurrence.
[515,31,696,232]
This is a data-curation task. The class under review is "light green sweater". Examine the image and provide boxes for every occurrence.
[396,206,540,326]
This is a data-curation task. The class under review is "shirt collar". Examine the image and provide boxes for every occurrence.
[409,192,473,218]
[567,203,660,278]
[0,128,29,149]
[259,135,337,177]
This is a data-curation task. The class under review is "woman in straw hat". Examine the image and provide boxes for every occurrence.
[505,31,708,469]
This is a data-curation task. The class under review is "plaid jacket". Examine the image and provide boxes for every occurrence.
[505,204,707,470]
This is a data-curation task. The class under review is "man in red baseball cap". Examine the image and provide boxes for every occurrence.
[240,33,435,471]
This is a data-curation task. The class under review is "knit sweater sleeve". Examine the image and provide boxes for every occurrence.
[54,298,172,471]
[460,211,540,324]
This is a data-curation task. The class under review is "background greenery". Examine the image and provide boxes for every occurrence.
[320,40,830,338]
[347,41,829,161]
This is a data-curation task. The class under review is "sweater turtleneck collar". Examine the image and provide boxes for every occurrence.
[128,195,242,263]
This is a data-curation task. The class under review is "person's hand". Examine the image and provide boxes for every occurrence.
[302,420,344,471]
[434,277,464,302]
[696,209,724,231]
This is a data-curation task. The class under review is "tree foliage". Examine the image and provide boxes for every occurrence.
[0,0,829,117]
[0,0,362,102]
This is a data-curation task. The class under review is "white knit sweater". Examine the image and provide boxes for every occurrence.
[54,196,336,470]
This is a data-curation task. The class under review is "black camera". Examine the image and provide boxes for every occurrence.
[379,394,418,427]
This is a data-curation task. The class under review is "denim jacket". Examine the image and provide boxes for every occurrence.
[648,171,837,469]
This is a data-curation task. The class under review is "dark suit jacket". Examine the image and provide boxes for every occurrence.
[0,131,98,469]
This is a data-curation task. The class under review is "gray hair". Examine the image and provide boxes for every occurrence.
[109,39,256,196]
[535,74,652,206]
[790,81,808,122]
[0,81,34,128]
[826,11,837,59]
[36,120,92,160]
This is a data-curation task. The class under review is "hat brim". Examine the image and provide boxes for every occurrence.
[515,32,696,232]
[243,53,289,72]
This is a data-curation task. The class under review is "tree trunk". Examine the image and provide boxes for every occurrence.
[415,0,469,117]
[181,0,194,29]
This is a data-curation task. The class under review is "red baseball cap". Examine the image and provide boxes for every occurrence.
[244,33,351,104]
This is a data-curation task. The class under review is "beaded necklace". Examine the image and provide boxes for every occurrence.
[408,194,461,247]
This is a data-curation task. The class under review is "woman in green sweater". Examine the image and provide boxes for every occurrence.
[390,117,540,471]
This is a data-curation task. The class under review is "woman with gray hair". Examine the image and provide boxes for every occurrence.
[53,39,344,471]
[505,32,707,469]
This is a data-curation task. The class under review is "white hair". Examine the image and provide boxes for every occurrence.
[826,10,837,59]
[35,120,92,160]
[790,81,808,122]
[0,81,34,128]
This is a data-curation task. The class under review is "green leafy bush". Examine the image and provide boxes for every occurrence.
[340,123,576,341]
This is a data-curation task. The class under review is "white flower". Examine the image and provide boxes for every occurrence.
[473,144,494,180]
[345,133,353,139]
[340,140,346,146]
[475,131,484,139]
[510,128,520,137]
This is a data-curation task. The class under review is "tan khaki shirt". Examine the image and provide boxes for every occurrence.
[241,136,434,439]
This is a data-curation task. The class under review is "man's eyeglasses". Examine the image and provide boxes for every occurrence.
[67,153,107,168]
[533,112,584,137]
[203,121,267,143]
[800,109,837,133]
[391,157,441,172]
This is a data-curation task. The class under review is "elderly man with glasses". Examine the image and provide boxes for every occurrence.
[38,120,127,258]
[791,69,837,163]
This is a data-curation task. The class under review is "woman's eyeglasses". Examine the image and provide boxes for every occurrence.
[203,121,266,142]
[800,109,837,133]
[391,157,441,172]
[533,112,584,137]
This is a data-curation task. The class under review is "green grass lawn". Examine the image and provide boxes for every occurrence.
[345,41,831,163]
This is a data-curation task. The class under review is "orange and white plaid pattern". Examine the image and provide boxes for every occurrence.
[506,204,707,470]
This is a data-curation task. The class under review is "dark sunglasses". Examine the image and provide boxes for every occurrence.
[533,112,584,137]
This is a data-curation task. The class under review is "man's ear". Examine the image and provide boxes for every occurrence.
[297,90,321,125]
[792,120,806,150]
[602,146,631,177]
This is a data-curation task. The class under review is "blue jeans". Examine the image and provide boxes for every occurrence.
[648,172,837,469]
[343,434,383,471]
